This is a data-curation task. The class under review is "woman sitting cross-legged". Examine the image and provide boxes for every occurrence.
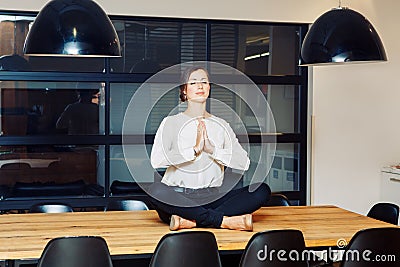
[148,66,271,231]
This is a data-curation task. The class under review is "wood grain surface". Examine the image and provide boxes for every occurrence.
[0,205,395,260]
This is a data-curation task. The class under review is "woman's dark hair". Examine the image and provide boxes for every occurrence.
[179,66,210,102]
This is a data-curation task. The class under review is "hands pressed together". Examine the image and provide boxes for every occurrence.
[193,119,214,156]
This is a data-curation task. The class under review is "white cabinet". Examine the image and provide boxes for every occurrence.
[380,167,400,206]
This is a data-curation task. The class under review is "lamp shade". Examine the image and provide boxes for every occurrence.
[300,7,387,65]
[23,0,121,57]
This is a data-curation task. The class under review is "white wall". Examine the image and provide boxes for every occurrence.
[311,0,400,214]
[0,0,334,22]
[1,0,399,214]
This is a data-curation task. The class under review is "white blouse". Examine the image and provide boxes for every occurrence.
[150,112,250,189]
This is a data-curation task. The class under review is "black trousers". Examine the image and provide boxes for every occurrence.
[148,182,271,228]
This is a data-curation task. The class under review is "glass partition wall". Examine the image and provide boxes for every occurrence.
[0,12,308,211]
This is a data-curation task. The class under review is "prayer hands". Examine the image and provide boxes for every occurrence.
[194,121,204,155]
[194,119,214,155]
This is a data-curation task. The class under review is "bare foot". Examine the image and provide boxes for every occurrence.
[169,215,196,231]
[220,214,253,231]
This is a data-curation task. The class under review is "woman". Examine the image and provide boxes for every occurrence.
[149,66,270,231]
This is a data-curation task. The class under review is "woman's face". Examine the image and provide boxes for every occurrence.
[185,69,210,103]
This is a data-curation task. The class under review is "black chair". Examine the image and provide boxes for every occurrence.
[29,203,74,213]
[37,236,113,267]
[366,202,399,225]
[149,231,222,267]
[109,180,143,195]
[13,180,86,197]
[104,199,149,211]
[15,203,73,267]
[339,227,400,267]
[239,229,309,267]
[265,193,291,206]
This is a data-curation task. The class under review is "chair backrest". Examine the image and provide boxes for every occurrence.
[239,229,309,267]
[13,180,86,197]
[340,227,400,267]
[104,199,149,211]
[109,180,142,195]
[149,231,222,267]
[265,193,291,206]
[37,236,113,267]
[366,202,399,225]
[29,203,74,213]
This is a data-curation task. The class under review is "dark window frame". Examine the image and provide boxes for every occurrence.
[0,11,309,210]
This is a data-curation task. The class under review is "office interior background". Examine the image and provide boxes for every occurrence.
[0,0,399,215]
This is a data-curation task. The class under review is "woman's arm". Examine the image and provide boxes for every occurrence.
[150,118,197,168]
[208,120,250,171]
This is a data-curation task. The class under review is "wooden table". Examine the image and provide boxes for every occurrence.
[0,205,395,261]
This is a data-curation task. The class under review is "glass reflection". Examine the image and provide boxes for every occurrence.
[0,81,104,136]
[109,145,154,196]
[246,143,299,191]
[109,83,299,135]
[110,20,207,73]
[56,89,100,135]
[210,24,300,76]
[0,145,105,199]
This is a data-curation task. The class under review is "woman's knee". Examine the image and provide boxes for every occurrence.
[252,183,271,204]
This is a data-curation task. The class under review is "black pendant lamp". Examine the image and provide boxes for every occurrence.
[23,0,121,57]
[300,6,387,65]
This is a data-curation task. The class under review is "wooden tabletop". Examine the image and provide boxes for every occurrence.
[0,205,395,260]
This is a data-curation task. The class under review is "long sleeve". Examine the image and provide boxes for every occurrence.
[151,113,249,189]
[210,120,250,171]
[150,117,196,169]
